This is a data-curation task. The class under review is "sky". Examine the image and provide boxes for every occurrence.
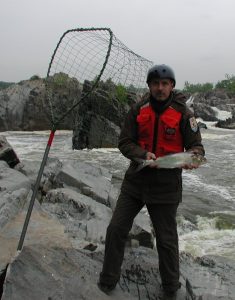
[0,0,235,89]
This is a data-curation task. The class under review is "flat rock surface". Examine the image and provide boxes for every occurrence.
[2,245,187,300]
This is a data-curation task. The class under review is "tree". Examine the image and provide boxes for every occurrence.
[183,81,213,93]
[215,74,235,93]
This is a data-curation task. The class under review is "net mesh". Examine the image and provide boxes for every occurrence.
[46,27,153,127]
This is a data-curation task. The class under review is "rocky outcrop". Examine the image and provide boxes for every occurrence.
[1,245,188,300]
[215,114,235,129]
[0,75,82,131]
[1,156,235,299]
[190,90,235,127]
[0,136,20,168]
[0,159,153,295]
[72,80,133,149]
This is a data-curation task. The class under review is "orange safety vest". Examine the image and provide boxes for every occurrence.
[137,103,183,157]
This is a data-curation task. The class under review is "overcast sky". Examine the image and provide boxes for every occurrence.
[1,0,234,88]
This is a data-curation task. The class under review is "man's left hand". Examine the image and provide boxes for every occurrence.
[182,163,198,170]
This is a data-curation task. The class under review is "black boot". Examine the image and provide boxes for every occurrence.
[97,282,116,295]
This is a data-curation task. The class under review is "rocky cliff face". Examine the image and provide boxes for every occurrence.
[0,76,82,131]
[72,80,133,149]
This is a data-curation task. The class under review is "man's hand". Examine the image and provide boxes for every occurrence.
[182,163,198,170]
[146,152,158,168]
[146,152,156,160]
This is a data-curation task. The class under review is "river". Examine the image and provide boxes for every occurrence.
[2,122,235,262]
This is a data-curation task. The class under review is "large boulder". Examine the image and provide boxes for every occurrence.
[0,136,20,168]
[72,80,132,149]
[56,160,112,206]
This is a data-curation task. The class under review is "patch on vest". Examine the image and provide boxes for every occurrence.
[189,117,198,132]
[165,127,176,135]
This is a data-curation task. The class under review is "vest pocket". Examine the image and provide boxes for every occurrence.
[161,116,179,141]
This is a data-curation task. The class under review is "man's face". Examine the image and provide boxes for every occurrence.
[148,78,174,101]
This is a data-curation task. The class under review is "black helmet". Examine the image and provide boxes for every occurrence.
[146,64,176,87]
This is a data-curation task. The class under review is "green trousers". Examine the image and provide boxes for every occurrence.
[99,191,180,293]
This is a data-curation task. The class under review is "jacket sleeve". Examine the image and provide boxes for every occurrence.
[180,109,205,156]
[118,106,148,160]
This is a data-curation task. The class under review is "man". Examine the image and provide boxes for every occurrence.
[98,65,205,299]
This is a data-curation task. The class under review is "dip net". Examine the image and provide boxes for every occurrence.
[46,27,153,127]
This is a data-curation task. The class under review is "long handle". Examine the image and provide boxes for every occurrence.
[17,130,56,251]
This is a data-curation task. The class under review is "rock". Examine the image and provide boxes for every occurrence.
[0,205,72,273]
[0,135,20,168]
[108,184,120,211]
[1,245,187,300]
[191,90,235,124]
[56,161,112,206]
[0,161,31,228]
[198,121,207,129]
[43,187,153,248]
[180,252,235,299]
[43,188,112,244]
[72,80,132,149]
[130,211,154,248]
[0,75,82,131]
[216,114,235,129]
[18,158,63,201]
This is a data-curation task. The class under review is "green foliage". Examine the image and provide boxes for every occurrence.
[52,72,69,87]
[30,74,41,81]
[0,81,15,90]
[215,74,235,93]
[183,81,213,93]
[115,84,128,103]
[183,74,235,94]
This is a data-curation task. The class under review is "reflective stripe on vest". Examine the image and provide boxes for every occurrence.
[137,103,183,157]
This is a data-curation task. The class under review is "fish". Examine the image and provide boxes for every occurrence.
[135,152,207,172]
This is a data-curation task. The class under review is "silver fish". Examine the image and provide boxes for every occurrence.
[136,152,207,171]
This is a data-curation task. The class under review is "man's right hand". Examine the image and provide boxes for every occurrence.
[146,152,158,168]
[146,152,156,160]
